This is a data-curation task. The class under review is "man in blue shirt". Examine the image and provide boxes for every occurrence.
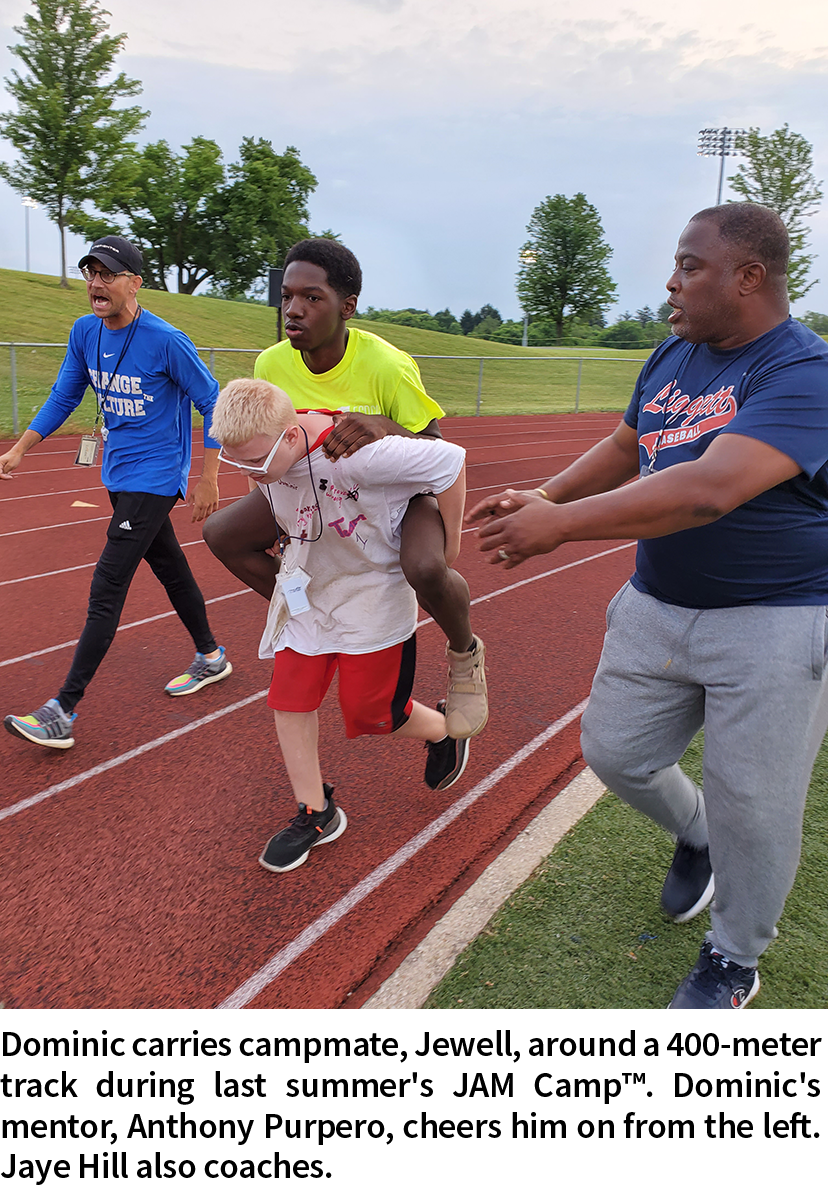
[1,236,231,750]
[469,203,828,1009]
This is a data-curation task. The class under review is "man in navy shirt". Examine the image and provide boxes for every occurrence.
[469,203,828,1009]
[1,236,232,750]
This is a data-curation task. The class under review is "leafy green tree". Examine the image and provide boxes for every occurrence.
[0,0,147,286]
[657,301,673,323]
[460,309,476,335]
[635,306,656,326]
[517,194,618,341]
[799,311,828,335]
[73,136,317,294]
[728,125,824,301]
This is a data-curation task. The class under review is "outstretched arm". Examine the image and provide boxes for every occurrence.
[476,432,801,568]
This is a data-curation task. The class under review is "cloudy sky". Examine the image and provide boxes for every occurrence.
[1,0,827,321]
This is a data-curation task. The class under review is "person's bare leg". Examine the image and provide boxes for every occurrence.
[399,494,488,740]
[272,710,325,809]
[390,699,446,743]
[203,489,280,600]
[399,495,473,650]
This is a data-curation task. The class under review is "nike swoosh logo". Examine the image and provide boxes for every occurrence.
[103,352,115,358]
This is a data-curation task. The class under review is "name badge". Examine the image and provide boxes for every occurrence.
[75,435,100,467]
[281,566,311,616]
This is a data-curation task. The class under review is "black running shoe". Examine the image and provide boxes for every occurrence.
[259,783,347,873]
[668,940,760,1009]
[424,701,470,791]
[661,840,714,922]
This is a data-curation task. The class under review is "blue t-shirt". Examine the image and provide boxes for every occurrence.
[625,318,828,608]
[31,309,219,497]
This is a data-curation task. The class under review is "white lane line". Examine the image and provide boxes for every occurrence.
[1,542,633,665]
[0,691,269,823]
[362,765,606,1009]
[0,493,249,538]
[0,588,252,668]
[0,485,107,502]
[0,538,205,587]
[2,515,110,537]
[217,698,589,1009]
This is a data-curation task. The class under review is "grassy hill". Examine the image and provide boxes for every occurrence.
[0,269,648,436]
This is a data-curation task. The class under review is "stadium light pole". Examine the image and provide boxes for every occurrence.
[697,128,747,205]
[22,196,38,272]
[519,247,536,347]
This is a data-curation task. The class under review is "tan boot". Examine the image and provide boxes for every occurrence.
[445,637,488,739]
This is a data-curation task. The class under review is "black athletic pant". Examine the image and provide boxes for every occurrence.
[57,491,217,712]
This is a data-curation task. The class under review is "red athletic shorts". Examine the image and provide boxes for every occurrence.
[267,635,416,737]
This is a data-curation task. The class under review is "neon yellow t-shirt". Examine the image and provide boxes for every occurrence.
[253,327,444,433]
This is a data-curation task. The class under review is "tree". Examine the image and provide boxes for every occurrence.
[728,125,824,301]
[517,194,618,340]
[72,136,317,293]
[460,309,476,335]
[0,0,146,286]
[799,311,828,335]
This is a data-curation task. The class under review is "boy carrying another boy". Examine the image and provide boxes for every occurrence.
[210,378,471,873]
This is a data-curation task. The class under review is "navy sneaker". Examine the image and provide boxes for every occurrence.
[424,701,470,791]
[669,940,760,1009]
[165,646,232,695]
[661,840,714,922]
[4,698,77,749]
[259,784,347,873]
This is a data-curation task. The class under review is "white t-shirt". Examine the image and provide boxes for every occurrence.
[258,433,465,658]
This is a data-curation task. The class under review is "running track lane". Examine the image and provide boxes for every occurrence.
[0,414,635,1008]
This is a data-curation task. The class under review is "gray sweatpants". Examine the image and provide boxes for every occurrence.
[581,583,828,966]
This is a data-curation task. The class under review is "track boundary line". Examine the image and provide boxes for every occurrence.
[1,544,632,666]
[216,699,589,1009]
[0,587,252,668]
[0,690,270,823]
[0,537,206,587]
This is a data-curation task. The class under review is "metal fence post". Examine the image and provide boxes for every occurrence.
[475,359,484,416]
[575,358,583,413]
[209,348,216,377]
[10,344,19,437]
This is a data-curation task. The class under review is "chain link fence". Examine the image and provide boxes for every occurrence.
[0,343,647,438]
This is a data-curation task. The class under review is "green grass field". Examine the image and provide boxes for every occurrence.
[425,733,828,1010]
[0,268,649,436]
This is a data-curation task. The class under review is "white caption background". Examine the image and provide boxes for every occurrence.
[1,1010,825,1203]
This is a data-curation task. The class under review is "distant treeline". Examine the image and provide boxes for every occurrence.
[358,304,828,349]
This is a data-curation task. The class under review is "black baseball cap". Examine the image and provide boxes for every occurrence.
[78,235,143,275]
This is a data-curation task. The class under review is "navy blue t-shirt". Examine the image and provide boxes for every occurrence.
[625,318,828,607]
[31,309,219,497]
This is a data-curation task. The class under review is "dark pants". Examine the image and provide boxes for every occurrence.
[57,491,217,712]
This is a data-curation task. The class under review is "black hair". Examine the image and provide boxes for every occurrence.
[283,238,363,299]
[692,203,789,278]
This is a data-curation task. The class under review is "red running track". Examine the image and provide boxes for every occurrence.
[0,413,635,1009]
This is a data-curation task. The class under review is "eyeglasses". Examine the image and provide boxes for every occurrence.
[218,428,288,475]
[81,266,134,283]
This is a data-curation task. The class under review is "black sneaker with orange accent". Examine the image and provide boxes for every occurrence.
[259,783,347,873]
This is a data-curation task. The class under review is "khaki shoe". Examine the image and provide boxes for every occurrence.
[445,637,488,739]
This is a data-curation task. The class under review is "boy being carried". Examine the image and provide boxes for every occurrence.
[210,379,472,873]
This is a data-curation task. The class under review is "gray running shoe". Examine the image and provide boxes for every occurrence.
[165,646,232,695]
[4,698,77,749]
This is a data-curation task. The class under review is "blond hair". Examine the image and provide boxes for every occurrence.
[210,378,296,446]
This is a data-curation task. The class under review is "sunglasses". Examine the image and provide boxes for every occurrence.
[218,428,288,475]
